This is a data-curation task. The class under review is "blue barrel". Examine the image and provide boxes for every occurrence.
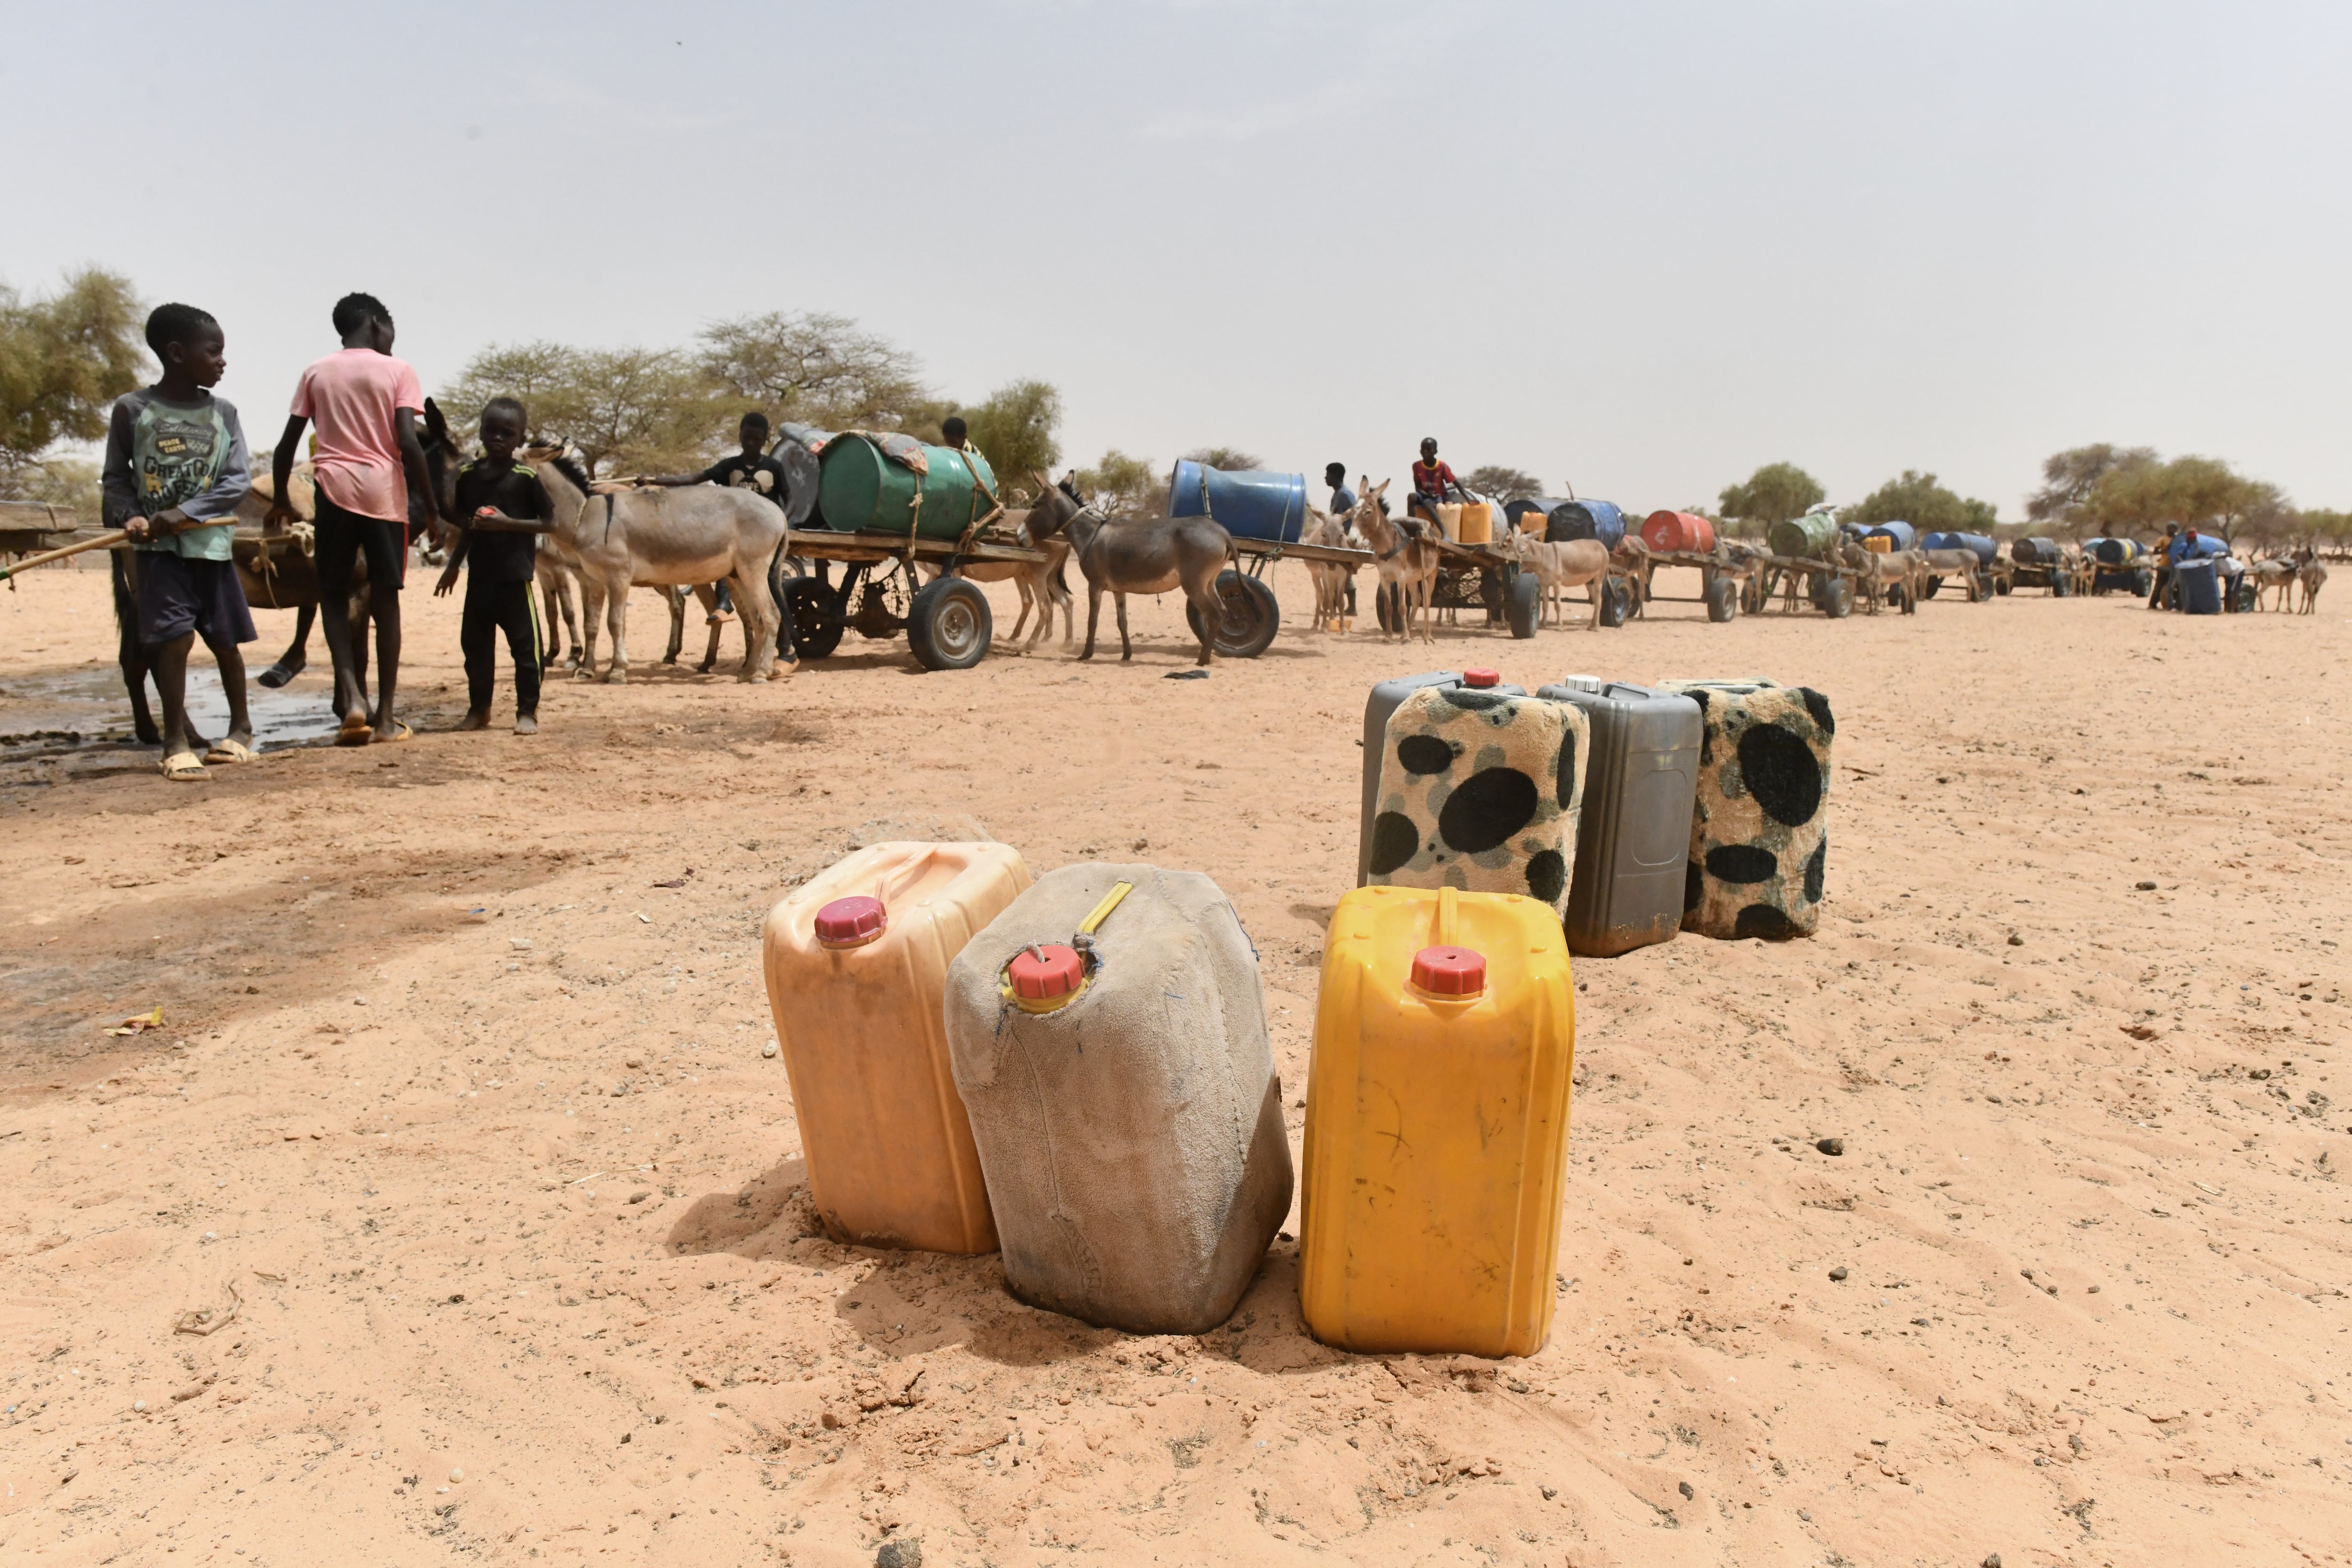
[1544,500,1626,549]
[1167,461,1308,543]
[1863,521,1916,551]
[2172,533,2228,560]
[2173,558,2221,613]
[1920,531,1997,565]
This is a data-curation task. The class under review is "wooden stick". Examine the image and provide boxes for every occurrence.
[0,529,129,581]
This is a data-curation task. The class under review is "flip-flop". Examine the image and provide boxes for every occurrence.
[335,715,373,747]
[204,739,254,765]
[160,751,207,782]
[373,719,414,744]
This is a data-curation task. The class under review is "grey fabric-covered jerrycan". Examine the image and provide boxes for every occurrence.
[942,863,1293,1335]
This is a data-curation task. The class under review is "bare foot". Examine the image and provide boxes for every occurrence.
[512,713,538,736]
[457,709,490,731]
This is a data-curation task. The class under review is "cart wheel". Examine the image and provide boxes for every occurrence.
[1505,571,1541,638]
[1814,576,1854,618]
[786,577,846,660]
[1921,575,1943,600]
[1994,575,2012,596]
[906,576,992,670]
[1184,569,1280,658]
[2051,572,2071,598]
[1705,576,1739,623]
[1739,577,1766,615]
[2132,568,2153,597]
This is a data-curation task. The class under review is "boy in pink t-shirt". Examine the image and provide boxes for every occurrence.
[267,292,434,745]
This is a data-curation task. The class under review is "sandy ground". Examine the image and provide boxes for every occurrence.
[1,558,2348,1568]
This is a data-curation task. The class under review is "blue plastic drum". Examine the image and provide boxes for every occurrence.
[1166,461,1309,544]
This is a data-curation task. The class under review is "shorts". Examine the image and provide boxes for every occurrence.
[314,488,407,595]
[135,551,256,649]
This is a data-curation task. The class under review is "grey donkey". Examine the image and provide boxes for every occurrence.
[1053,486,1237,666]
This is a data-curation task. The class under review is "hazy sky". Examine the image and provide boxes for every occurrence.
[8,0,2347,516]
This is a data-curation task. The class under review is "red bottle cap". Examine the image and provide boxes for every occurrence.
[1463,668,1501,688]
[813,895,887,947]
[1411,945,1487,997]
[1006,944,1084,1001]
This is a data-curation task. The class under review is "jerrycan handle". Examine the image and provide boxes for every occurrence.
[1079,881,1133,937]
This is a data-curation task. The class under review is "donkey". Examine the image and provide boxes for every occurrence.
[228,463,377,691]
[1063,500,1233,665]
[2298,549,2329,614]
[1508,532,1613,630]
[1300,504,1358,633]
[919,476,1076,652]
[1350,480,1440,644]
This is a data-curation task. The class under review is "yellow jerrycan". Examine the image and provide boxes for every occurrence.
[761,841,1031,1253]
[1299,884,1576,1357]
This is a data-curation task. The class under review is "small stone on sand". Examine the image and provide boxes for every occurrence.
[1816,1138,1844,1156]
[1829,1266,1849,1281]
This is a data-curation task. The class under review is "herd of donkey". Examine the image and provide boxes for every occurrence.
[150,412,2334,701]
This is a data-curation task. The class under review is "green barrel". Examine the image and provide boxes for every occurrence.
[1768,512,1839,560]
[816,436,999,539]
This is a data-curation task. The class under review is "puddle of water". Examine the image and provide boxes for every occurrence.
[0,663,341,756]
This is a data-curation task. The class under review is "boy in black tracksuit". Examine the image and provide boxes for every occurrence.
[434,397,552,733]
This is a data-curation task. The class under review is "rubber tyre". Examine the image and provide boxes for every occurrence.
[786,577,846,660]
[1504,570,1541,638]
[2132,568,2154,597]
[1740,578,1766,615]
[1922,576,1943,600]
[1705,576,1738,622]
[2051,572,2071,598]
[906,576,992,670]
[1596,576,1629,629]
[1184,569,1280,658]
[1995,576,2013,596]
[1820,576,1854,619]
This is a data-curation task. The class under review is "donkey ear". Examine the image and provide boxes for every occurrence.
[423,398,448,440]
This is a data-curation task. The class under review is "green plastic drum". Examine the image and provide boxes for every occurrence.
[817,438,999,540]
[1768,512,1839,560]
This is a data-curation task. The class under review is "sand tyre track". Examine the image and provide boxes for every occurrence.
[1184,569,1280,658]
[907,576,993,670]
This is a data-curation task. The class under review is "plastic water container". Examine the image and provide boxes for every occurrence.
[1300,884,1576,1357]
[1536,679,1702,957]
[1166,461,1309,544]
[943,864,1293,1335]
[1456,502,1494,545]
[1368,684,1589,924]
[2173,558,2221,614]
[761,842,1032,1253]
[1863,521,1916,552]
[1545,501,1627,549]
[1358,671,1525,885]
[1640,510,1716,554]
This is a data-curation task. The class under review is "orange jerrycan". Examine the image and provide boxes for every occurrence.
[761,842,1031,1253]
[1300,884,1576,1357]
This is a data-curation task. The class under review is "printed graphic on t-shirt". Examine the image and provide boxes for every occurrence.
[135,404,230,514]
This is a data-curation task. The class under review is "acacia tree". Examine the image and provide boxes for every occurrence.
[439,342,716,477]
[1845,470,1996,533]
[1462,465,1544,502]
[2024,444,2155,537]
[0,268,145,507]
[2082,454,2279,546]
[1179,446,1264,473]
[1717,462,1825,528]
[695,310,926,431]
[1073,449,1160,514]
[956,379,1062,491]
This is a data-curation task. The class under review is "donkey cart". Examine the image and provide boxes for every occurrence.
[1371,534,1554,640]
[1201,534,1376,656]
[782,529,1050,672]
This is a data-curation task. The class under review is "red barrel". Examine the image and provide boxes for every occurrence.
[1640,510,1716,554]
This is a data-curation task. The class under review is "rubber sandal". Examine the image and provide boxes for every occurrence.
[373,719,414,744]
[160,751,207,782]
[335,715,373,747]
[204,739,254,765]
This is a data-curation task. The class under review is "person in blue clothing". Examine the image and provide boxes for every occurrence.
[1324,462,1356,517]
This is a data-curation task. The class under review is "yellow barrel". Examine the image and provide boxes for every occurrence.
[761,841,1031,1253]
[1299,884,1576,1357]
[1456,502,1494,544]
